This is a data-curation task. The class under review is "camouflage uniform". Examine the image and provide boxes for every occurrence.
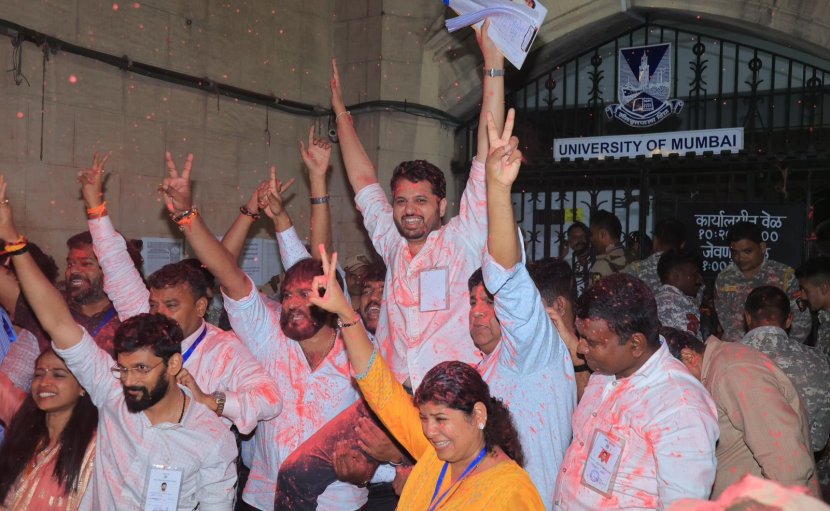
[714,260,812,343]
[589,244,627,284]
[655,284,701,339]
[741,326,830,452]
[818,310,830,364]
[622,251,662,294]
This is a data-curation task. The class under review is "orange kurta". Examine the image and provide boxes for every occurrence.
[356,353,545,510]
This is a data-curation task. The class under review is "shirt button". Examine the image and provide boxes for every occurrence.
[580,441,584,447]
[592,412,597,417]
[562,468,567,473]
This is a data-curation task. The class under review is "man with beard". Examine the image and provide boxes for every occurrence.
[330,19,505,389]
[76,154,281,436]
[159,154,365,510]
[358,260,386,336]
[560,221,594,295]
[715,221,811,342]
[0,181,237,510]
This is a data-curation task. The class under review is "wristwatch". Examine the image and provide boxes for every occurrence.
[212,391,226,417]
[483,68,505,78]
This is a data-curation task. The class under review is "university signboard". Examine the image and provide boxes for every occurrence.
[553,127,744,161]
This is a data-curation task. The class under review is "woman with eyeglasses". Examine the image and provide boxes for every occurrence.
[0,348,97,509]
[307,247,544,510]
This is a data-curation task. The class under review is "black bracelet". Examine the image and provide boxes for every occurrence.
[573,364,591,373]
[239,205,261,221]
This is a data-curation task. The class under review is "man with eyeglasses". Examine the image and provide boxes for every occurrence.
[0,178,238,510]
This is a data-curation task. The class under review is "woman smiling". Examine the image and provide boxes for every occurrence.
[309,247,544,510]
[0,349,97,510]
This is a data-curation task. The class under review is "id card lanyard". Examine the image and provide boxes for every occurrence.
[428,447,487,511]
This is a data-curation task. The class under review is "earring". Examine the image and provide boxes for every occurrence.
[478,423,485,430]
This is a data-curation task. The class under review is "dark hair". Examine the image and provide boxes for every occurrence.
[653,219,686,250]
[589,210,622,240]
[795,256,830,284]
[390,160,446,199]
[727,221,763,244]
[660,326,705,359]
[148,261,209,301]
[66,231,144,277]
[363,260,387,284]
[466,268,492,298]
[414,361,525,467]
[3,241,59,284]
[566,221,589,236]
[744,285,790,327]
[114,313,183,362]
[528,257,577,307]
[0,349,98,501]
[179,258,216,290]
[576,273,660,348]
[657,249,702,283]
[281,258,344,298]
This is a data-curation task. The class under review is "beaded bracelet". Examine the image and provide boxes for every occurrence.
[335,111,351,122]
[310,195,330,205]
[86,201,108,219]
[239,205,261,221]
[172,207,198,230]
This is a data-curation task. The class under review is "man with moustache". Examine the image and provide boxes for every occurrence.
[358,261,386,336]
[76,157,281,436]
[560,221,594,295]
[0,182,237,510]
[159,154,366,510]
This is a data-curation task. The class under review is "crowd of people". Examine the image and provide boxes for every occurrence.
[0,20,829,511]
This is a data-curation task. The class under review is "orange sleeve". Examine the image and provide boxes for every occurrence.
[356,352,431,460]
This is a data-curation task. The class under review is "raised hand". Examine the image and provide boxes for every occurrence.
[330,58,347,116]
[77,151,110,208]
[485,110,522,187]
[475,19,503,67]
[308,244,351,318]
[299,125,332,178]
[0,175,20,242]
[259,166,295,219]
[161,152,194,214]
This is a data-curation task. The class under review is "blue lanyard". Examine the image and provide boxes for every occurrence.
[1,311,16,344]
[428,447,487,511]
[182,326,208,363]
[91,307,117,338]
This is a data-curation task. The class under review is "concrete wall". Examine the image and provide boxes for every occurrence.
[0,0,462,275]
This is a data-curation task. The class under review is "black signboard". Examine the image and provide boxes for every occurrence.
[675,202,806,277]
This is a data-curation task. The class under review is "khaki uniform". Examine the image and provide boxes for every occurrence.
[589,244,627,284]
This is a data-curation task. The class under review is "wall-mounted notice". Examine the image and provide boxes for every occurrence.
[675,203,805,277]
[141,237,183,276]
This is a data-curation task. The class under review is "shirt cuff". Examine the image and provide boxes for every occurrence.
[469,158,485,180]
[221,391,240,423]
[88,214,117,238]
[370,464,396,484]
[482,230,527,294]
[354,348,378,381]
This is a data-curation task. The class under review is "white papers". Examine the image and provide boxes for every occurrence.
[444,0,548,69]
[141,237,183,276]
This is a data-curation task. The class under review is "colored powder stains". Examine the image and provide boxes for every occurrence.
[112,3,119,10]
[68,74,78,84]
[16,112,24,119]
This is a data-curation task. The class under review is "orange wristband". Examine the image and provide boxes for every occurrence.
[86,201,108,219]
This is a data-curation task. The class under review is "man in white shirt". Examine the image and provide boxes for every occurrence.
[159,155,366,510]
[0,187,238,510]
[77,158,282,435]
[474,129,577,508]
[554,273,719,509]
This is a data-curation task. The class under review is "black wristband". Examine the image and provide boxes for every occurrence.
[573,363,591,373]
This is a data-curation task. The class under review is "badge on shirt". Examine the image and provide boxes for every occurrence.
[419,267,449,312]
[143,465,183,511]
[581,429,625,497]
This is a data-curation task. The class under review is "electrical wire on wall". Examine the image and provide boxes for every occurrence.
[0,17,464,130]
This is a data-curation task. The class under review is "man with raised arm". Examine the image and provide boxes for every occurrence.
[330,19,505,388]
[77,152,282,436]
[159,140,367,510]
[471,113,576,508]
[0,175,237,510]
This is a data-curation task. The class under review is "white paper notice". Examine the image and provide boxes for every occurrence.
[141,237,183,276]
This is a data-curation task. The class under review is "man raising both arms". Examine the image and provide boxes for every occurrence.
[0,175,237,510]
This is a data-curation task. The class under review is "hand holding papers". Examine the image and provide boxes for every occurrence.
[444,0,548,69]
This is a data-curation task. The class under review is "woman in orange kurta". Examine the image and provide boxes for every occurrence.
[309,249,545,510]
[0,349,97,510]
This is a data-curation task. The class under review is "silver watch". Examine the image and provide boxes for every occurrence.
[483,68,505,78]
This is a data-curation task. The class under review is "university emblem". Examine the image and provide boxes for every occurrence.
[605,43,683,127]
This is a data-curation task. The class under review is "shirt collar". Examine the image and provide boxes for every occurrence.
[181,320,208,352]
